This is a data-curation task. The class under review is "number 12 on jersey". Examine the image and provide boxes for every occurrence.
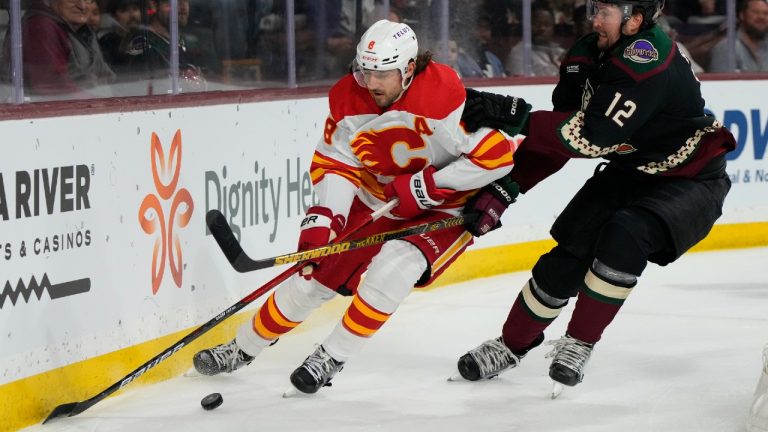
[605,91,637,127]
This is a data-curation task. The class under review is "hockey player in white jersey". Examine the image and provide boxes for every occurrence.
[192,19,530,395]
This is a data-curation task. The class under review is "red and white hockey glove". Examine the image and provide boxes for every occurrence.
[384,166,455,219]
[297,206,346,278]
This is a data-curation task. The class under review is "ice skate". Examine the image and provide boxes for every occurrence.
[285,344,345,396]
[451,333,544,382]
[545,334,594,399]
[192,338,255,376]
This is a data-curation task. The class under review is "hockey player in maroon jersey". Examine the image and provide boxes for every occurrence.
[192,19,530,395]
[455,0,736,397]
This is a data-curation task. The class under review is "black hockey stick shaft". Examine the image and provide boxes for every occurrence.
[42,262,303,423]
[208,205,476,273]
[42,201,399,423]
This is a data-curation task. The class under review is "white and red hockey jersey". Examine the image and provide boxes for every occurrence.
[310,62,515,218]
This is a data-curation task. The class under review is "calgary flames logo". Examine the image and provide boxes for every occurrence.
[350,127,428,176]
[138,130,194,295]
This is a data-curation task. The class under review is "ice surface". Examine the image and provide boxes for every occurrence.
[24,247,768,432]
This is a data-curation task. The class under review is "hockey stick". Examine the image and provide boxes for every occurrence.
[207,203,476,273]
[43,201,402,423]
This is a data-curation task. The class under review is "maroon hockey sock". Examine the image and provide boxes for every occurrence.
[501,294,553,352]
[567,291,622,344]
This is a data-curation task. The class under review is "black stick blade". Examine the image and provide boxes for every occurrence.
[206,210,244,265]
[43,401,83,423]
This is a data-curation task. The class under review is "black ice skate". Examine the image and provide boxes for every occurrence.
[545,334,594,398]
[454,333,544,381]
[286,345,344,396]
[193,338,255,376]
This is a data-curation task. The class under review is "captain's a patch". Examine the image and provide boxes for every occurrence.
[623,39,659,63]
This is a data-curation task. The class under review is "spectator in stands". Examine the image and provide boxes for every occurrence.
[455,15,506,78]
[674,0,726,24]
[122,0,208,92]
[709,0,768,72]
[506,7,565,76]
[307,1,357,79]
[658,15,705,74]
[86,0,100,31]
[14,0,115,99]
[98,0,141,72]
[572,3,594,39]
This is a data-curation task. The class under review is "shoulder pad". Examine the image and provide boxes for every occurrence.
[328,75,382,122]
[610,26,675,81]
[391,62,464,120]
[566,33,601,58]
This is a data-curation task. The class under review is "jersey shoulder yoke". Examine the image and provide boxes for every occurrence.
[391,62,464,120]
[610,26,675,81]
[328,74,382,122]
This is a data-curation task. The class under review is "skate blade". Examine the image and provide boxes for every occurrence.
[551,381,565,399]
[447,371,464,382]
[282,387,300,398]
[183,367,202,378]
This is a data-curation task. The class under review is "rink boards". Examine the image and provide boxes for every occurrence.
[0,80,767,431]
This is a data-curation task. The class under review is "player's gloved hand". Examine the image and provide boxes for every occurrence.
[297,206,346,278]
[462,88,532,136]
[384,166,454,219]
[463,176,520,236]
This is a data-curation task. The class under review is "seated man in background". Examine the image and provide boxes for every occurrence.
[709,0,768,72]
[506,6,566,76]
[86,0,100,31]
[98,0,142,73]
[456,15,507,78]
[13,0,115,100]
[121,0,207,93]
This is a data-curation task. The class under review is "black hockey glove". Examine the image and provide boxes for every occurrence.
[462,88,532,136]
[463,175,520,237]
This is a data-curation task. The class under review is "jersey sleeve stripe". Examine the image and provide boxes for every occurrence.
[467,131,515,169]
[310,151,363,187]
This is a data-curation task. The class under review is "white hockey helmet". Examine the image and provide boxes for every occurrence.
[354,19,419,90]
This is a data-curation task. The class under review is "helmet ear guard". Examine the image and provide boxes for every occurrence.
[354,19,419,90]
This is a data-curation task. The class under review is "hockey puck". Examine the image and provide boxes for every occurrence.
[201,392,223,410]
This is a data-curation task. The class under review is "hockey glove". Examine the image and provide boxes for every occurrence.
[462,88,532,137]
[463,176,520,237]
[384,166,455,219]
[297,206,346,278]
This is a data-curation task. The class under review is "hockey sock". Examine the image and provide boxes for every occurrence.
[567,259,637,344]
[323,240,426,362]
[237,274,336,356]
[502,278,567,352]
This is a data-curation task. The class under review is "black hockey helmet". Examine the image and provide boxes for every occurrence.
[586,0,665,28]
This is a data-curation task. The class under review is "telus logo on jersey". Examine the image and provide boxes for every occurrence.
[624,40,659,63]
[138,130,195,295]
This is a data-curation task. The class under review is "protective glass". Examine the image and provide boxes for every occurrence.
[352,60,401,88]
[585,0,626,25]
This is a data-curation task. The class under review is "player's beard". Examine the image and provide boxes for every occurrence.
[369,88,402,109]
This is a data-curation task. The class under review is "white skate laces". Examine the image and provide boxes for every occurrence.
[301,345,343,384]
[467,337,521,379]
[546,334,594,398]
[285,344,345,396]
[195,339,253,375]
[546,335,593,377]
